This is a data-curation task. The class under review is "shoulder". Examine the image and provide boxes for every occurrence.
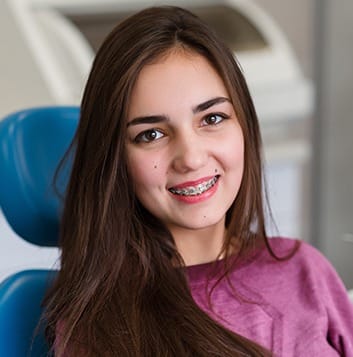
[267,237,335,271]
[253,238,353,354]
[267,236,329,265]
[266,237,347,291]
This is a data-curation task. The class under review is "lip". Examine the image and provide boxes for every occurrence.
[168,175,220,204]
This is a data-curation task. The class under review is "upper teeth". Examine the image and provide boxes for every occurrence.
[169,176,218,196]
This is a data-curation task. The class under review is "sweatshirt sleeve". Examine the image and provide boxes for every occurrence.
[306,243,353,355]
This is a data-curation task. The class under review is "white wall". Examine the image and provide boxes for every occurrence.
[0,1,59,282]
[0,209,59,282]
[313,0,353,289]
[0,1,54,118]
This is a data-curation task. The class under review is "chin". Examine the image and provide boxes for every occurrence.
[172,215,226,232]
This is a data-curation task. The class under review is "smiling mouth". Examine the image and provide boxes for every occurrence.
[168,175,220,196]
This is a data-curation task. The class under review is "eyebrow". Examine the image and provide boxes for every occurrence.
[192,96,231,114]
[127,115,168,127]
[127,96,231,127]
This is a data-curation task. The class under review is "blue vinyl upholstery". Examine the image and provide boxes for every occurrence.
[0,270,57,357]
[0,107,79,356]
[0,106,79,247]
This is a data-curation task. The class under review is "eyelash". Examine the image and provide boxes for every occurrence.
[201,113,229,126]
[133,129,165,143]
[133,113,230,143]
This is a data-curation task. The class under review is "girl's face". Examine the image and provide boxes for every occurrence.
[126,50,244,247]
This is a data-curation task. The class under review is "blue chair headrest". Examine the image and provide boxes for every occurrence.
[0,106,79,247]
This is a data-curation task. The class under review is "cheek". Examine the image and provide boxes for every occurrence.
[220,129,244,171]
[127,152,166,189]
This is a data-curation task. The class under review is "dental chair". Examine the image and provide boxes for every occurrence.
[0,106,79,356]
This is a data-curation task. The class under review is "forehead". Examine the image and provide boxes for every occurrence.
[128,50,229,117]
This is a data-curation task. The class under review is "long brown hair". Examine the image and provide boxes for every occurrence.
[44,6,288,356]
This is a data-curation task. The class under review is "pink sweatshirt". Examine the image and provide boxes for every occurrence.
[187,237,353,356]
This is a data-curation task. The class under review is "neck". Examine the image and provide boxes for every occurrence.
[169,220,226,266]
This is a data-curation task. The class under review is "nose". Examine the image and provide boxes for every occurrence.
[171,134,208,173]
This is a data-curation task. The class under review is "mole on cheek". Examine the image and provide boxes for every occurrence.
[154,165,157,169]
[214,169,218,173]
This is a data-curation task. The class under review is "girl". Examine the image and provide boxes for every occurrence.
[45,6,353,356]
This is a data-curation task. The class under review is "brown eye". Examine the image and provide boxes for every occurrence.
[202,113,228,126]
[134,129,164,143]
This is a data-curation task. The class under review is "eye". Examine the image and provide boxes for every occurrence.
[202,113,229,126]
[134,128,164,143]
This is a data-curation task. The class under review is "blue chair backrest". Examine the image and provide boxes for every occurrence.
[0,106,79,356]
[0,271,57,357]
